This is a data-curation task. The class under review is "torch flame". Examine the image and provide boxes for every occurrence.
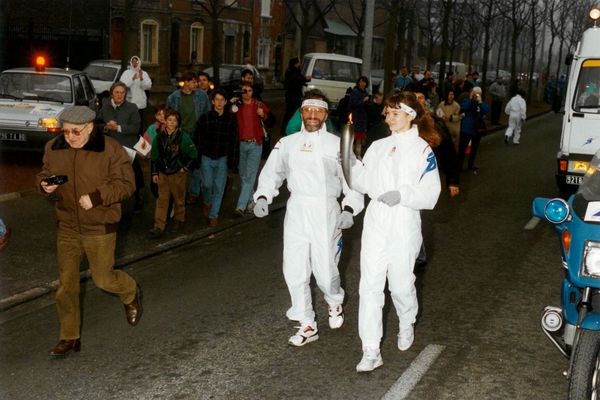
[348,113,353,124]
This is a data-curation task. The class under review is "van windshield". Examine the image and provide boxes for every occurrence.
[306,59,360,83]
[573,59,600,112]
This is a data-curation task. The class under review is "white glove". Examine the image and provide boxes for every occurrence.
[377,190,401,207]
[254,198,269,218]
[335,211,354,230]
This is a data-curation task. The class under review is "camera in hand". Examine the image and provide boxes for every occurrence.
[232,89,247,96]
[44,175,68,186]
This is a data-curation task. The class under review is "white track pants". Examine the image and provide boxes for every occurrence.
[505,116,523,143]
[283,196,344,323]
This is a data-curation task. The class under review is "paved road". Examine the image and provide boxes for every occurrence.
[0,113,572,399]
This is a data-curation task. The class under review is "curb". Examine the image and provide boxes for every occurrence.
[0,201,287,312]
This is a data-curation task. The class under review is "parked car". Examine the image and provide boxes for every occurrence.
[83,59,122,100]
[0,65,97,152]
[203,64,264,97]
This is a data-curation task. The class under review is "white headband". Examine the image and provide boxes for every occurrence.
[301,99,328,110]
[399,103,417,118]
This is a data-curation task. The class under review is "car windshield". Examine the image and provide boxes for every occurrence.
[83,65,118,81]
[577,149,600,200]
[0,72,73,103]
[573,60,600,112]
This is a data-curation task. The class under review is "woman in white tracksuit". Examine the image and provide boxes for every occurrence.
[350,90,441,372]
[253,91,364,347]
[120,56,152,130]
[503,90,527,145]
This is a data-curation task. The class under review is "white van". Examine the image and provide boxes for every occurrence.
[555,18,600,192]
[432,61,467,80]
[301,53,363,110]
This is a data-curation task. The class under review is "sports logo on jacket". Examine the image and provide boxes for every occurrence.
[420,150,437,180]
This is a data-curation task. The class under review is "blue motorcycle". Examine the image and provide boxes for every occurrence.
[533,150,600,399]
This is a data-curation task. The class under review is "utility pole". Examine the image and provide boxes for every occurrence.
[361,0,374,78]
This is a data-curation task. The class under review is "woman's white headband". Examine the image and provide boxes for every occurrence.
[399,103,417,118]
[301,99,328,110]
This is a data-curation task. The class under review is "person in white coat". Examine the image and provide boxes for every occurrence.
[503,90,527,145]
[253,89,364,347]
[350,90,441,372]
[120,56,152,131]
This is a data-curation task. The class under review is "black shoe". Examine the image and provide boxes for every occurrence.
[170,220,183,233]
[149,227,164,239]
[504,136,509,145]
[133,199,144,214]
[234,208,245,218]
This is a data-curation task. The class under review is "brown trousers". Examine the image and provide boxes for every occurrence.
[154,170,187,230]
[56,231,137,340]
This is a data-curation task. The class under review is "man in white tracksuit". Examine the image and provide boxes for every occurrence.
[253,89,364,346]
[120,56,152,132]
[350,90,441,372]
[503,90,527,145]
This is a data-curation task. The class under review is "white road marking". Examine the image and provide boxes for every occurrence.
[381,344,445,400]
[524,216,541,230]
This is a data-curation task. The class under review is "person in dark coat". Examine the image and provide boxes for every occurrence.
[349,76,370,157]
[282,57,309,131]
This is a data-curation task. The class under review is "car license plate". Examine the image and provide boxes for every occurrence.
[566,175,583,185]
[0,132,26,141]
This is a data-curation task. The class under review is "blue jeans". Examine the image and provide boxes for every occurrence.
[188,167,202,197]
[237,141,262,210]
[200,155,228,218]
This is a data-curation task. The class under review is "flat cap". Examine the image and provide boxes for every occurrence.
[60,106,96,124]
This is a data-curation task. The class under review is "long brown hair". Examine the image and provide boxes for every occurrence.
[385,90,440,148]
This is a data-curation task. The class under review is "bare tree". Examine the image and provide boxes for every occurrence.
[499,0,532,93]
[525,0,543,101]
[437,0,457,89]
[475,0,501,93]
[383,0,400,94]
[283,0,337,56]
[194,0,240,86]
[330,0,387,58]
[417,0,442,70]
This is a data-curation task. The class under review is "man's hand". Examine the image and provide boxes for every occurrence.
[377,190,401,206]
[335,211,354,229]
[79,194,93,210]
[448,185,459,198]
[254,198,269,218]
[40,180,58,194]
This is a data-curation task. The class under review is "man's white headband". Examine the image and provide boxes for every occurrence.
[399,103,417,118]
[301,99,328,110]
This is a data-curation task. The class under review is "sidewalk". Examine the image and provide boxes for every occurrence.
[0,101,552,313]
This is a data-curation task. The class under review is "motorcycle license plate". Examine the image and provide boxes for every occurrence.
[566,175,583,185]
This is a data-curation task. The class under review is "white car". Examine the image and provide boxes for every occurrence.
[83,60,122,99]
[0,66,97,151]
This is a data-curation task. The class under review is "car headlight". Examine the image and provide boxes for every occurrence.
[584,242,600,277]
[544,198,570,224]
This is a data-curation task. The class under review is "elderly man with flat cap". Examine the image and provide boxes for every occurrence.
[252,89,363,347]
[37,106,143,358]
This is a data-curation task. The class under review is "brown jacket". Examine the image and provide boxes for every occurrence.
[36,130,135,235]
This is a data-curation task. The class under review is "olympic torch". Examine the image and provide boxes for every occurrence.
[340,113,354,189]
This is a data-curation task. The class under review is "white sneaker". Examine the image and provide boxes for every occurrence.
[398,324,414,351]
[288,321,319,347]
[328,304,344,329]
[356,347,383,372]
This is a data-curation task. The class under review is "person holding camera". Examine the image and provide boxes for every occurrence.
[36,106,142,358]
[231,83,273,216]
[457,87,489,173]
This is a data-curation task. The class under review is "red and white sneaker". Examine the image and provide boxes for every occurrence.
[328,304,344,329]
[288,321,319,347]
